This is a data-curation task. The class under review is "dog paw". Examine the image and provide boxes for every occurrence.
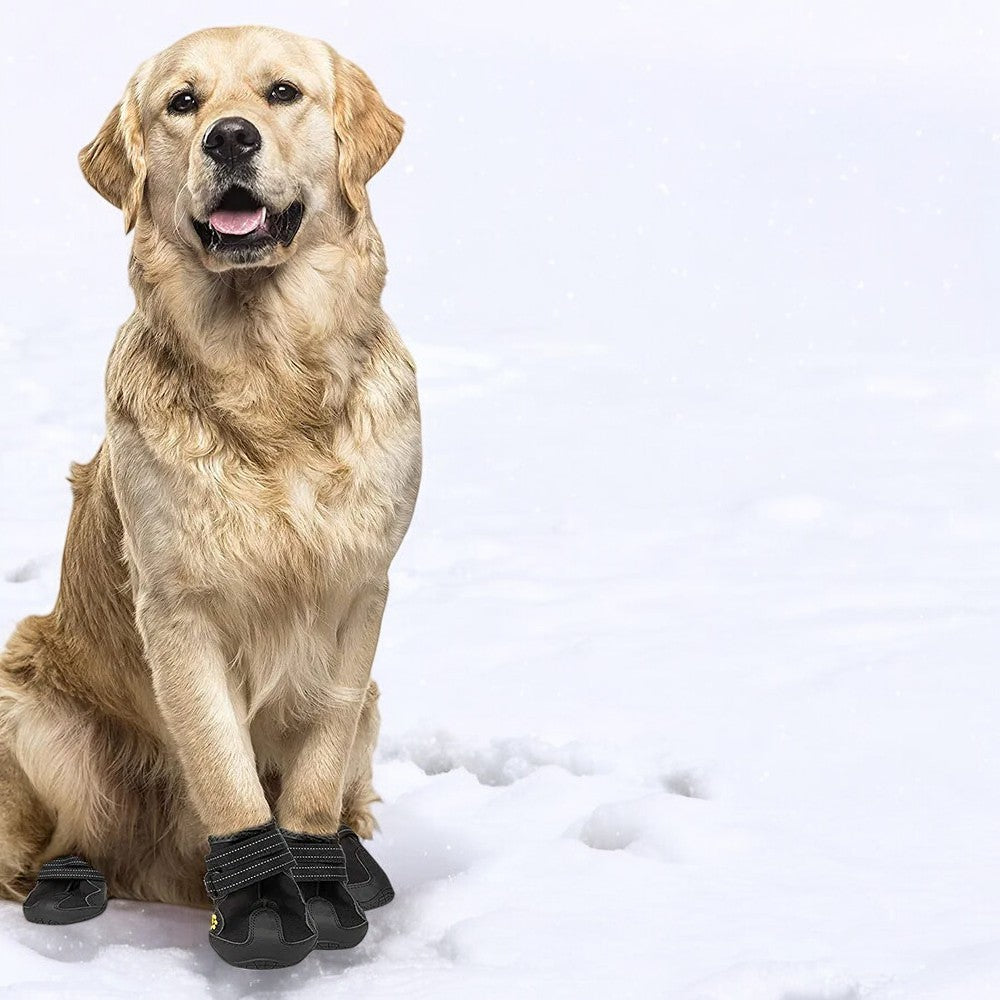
[340,806,377,840]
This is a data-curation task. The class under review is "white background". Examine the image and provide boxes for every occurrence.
[1,2,999,997]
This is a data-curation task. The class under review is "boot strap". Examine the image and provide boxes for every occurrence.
[203,826,295,900]
[37,855,105,883]
[287,838,348,882]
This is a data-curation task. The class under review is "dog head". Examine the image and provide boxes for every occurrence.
[79,26,403,272]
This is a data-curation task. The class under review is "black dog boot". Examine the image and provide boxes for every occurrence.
[204,820,317,969]
[339,826,395,911]
[23,855,108,925]
[282,830,368,950]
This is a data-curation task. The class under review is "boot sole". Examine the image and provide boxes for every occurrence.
[24,899,108,925]
[315,923,368,950]
[355,884,395,911]
[211,935,316,969]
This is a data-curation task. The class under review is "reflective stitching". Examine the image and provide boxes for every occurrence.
[203,825,295,900]
[206,860,290,896]
[37,869,105,881]
[286,840,348,882]
[37,857,106,883]
[204,845,295,899]
[212,855,294,879]
[288,843,347,882]
[207,831,285,864]
[39,856,98,870]
[210,844,277,869]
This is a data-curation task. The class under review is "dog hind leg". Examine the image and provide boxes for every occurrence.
[0,741,54,901]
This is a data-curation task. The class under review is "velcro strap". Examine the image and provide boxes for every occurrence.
[287,839,348,882]
[203,828,295,900]
[38,855,105,883]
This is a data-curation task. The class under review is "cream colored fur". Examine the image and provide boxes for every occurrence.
[0,26,420,906]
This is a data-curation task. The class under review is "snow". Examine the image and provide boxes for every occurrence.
[2,1,1000,997]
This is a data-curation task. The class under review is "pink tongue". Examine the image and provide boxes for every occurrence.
[209,206,266,236]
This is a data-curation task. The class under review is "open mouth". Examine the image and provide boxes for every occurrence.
[192,186,304,258]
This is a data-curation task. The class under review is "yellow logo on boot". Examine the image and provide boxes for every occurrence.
[210,913,218,931]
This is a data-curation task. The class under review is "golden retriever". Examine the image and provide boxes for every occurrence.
[0,22,421,937]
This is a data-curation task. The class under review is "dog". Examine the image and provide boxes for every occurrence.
[0,25,420,964]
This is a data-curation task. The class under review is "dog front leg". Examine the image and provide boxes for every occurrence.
[136,597,270,835]
[274,581,394,938]
[276,580,388,834]
[137,595,317,966]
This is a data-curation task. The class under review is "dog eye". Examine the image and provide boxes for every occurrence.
[168,90,198,115]
[268,81,301,105]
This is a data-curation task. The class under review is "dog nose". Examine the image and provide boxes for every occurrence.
[202,117,262,165]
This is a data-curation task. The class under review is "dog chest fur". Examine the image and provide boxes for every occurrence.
[109,321,419,602]
[103,321,419,731]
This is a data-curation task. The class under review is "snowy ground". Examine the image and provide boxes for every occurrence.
[2,2,1000,998]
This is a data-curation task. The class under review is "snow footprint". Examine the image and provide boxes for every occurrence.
[380,731,606,786]
[576,788,746,866]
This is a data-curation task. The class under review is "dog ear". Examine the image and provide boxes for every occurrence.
[79,75,146,233]
[331,52,404,216]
